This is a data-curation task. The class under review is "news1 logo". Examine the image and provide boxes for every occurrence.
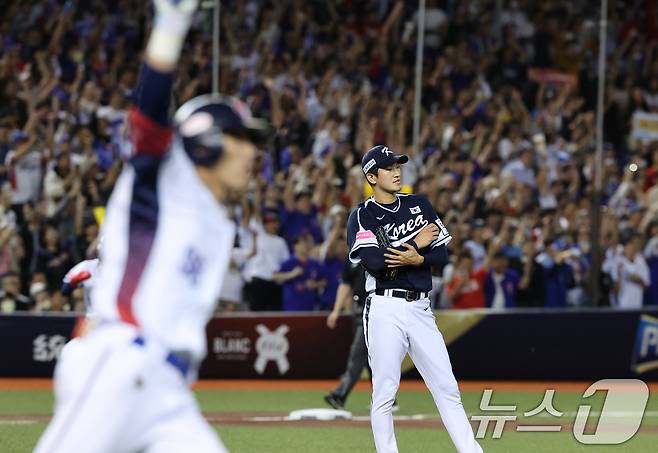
[632,314,658,374]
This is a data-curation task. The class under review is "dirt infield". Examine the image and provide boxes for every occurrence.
[3,378,656,392]
[2,412,657,434]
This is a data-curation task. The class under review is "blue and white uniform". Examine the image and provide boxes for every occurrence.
[35,63,234,453]
[35,2,239,451]
[91,109,234,364]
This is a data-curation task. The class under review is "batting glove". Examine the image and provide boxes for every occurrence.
[147,0,199,65]
[154,0,199,15]
[153,0,199,33]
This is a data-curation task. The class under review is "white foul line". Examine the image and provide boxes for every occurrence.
[239,410,658,424]
[516,425,563,432]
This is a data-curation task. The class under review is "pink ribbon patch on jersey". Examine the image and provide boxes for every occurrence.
[356,230,376,240]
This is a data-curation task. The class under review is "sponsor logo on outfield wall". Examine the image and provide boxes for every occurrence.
[632,314,658,374]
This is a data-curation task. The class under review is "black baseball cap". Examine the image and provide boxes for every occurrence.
[361,145,408,175]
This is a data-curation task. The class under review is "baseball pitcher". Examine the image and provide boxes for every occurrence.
[347,145,483,453]
[35,1,271,452]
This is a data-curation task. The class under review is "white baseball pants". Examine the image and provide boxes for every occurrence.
[364,294,483,453]
[35,323,228,453]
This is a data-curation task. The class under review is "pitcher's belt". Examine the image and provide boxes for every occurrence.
[373,289,428,301]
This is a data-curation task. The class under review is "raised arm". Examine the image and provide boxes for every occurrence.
[129,0,199,157]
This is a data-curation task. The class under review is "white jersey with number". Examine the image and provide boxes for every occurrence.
[91,110,235,364]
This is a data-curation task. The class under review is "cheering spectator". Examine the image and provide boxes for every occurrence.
[0,185,21,274]
[280,157,326,245]
[273,233,323,311]
[530,240,575,308]
[30,282,51,312]
[282,188,323,245]
[613,233,650,309]
[446,251,487,309]
[485,251,521,309]
[42,152,75,217]
[5,130,43,210]
[242,211,290,311]
[35,221,72,292]
[318,227,348,311]
[502,148,536,188]
[0,271,32,313]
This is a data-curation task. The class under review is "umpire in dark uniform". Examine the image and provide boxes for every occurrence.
[325,259,386,410]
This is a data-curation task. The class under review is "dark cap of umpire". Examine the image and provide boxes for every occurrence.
[361,145,408,175]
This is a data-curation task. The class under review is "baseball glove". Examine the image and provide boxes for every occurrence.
[374,226,398,280]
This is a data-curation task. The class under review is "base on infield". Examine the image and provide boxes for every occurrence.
[288,408,353,421]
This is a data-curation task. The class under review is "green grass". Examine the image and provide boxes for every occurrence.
[0,422,47,453]
[216,426,658,453]
[0,386,657,452]
[0,391,54,416]
[3,423,656,453]
[201,388,584,415]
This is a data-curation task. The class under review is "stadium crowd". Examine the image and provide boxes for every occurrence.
[0,0,657,314]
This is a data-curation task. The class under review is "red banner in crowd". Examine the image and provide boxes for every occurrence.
[528,67,579,88]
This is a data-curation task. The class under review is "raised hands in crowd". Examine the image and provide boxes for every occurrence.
[0,0,657,312]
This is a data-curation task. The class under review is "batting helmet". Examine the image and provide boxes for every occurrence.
[173,94,272,166]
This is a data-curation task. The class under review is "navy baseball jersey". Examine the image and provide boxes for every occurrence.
[346,193,451,293]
